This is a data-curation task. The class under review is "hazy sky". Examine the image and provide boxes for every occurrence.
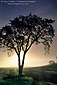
[0,0,57,67]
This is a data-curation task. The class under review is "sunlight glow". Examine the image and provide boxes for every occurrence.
[12,54,18,67]
[20,50,23,65]
[12,50,26,66]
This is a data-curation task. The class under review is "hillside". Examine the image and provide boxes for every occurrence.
[0,64,57,85]
[0,63,57,74]
[23,63,57,73]
[33,63,57,71]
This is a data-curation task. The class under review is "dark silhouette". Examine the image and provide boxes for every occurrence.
[56,56,57,59]
[56,57,57,63]
[0,13,55,75]
[49,60,55,65]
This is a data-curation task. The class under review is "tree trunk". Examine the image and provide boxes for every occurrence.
[18,53,23,75]
[22,52,26,69]
[18,51,26,75]
[19,65,23,75]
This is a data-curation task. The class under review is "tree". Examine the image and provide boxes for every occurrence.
[56,56,57,59]
[49,60,55,65]
[56,56,57,63]
[0,13,55,75]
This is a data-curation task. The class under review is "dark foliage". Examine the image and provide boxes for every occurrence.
[0,13,55,74]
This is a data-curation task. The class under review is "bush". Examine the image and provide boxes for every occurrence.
[42,71,57,84]
[1,75,33,85]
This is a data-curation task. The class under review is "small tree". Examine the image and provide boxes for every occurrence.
[56,57,57,59]
[49,60,55,65]
[56,56,57,63]
[0,13,55,75]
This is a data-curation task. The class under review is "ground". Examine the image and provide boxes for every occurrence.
[0,64,57,85]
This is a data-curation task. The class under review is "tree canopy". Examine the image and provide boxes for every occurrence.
[0,13,55,74]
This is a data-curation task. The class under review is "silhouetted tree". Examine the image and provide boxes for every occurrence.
[0,13,55,75]
[56,56,57,59]
[56,56,57,63]
[49,60,55,65]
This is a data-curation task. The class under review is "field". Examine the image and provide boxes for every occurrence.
[0,63,57,85]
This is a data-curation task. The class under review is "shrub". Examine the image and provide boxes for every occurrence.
[1,76,33,85]
[42,71,57,84]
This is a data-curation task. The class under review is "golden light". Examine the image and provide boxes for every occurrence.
[20,50,23,65]
[12,53,18,67]
[10,50,29,67]
[12,50,25,66]
[20,50,29,66]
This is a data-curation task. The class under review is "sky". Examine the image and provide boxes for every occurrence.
[0,0,57,67]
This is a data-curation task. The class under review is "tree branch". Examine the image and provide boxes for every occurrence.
[25,35,30,50]
[26,39,35,52]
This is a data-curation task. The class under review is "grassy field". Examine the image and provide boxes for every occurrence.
[0,63,57,85]
[0,74,33,85]
[24,64,57,85]
[0,77,33,85]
